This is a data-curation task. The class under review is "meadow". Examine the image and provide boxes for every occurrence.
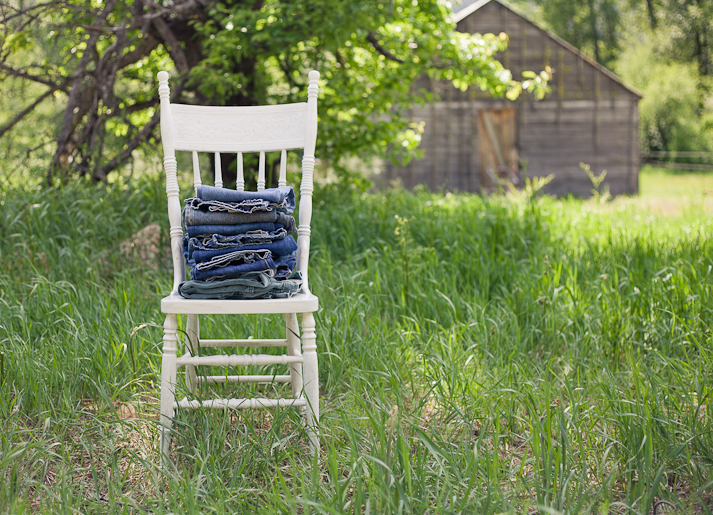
[0,166,711,514]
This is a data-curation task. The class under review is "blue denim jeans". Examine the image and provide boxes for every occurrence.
[180,186,299,291]
[186,236,298,265]
[179,271,303,299]
[188,250,296,281]
[185,197,274,214]
[183,208,295,228]
[193,249,271,272]
[185,220,294,238]
[187,228,288,253]
[192,259,275,281]
[197,185,295,214]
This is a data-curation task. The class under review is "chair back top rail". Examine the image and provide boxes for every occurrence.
[169,103,309,153]
[157,70,320,295]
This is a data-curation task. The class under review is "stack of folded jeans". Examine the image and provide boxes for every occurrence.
[178,185,302,300]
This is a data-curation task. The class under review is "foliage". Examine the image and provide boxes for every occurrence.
[0,170,711,512]
[652,0,713,77]
[536,0,621,68]
[616,33,713,153]
[0,0,548,184]
[507,0,713,155]
[579,161,610,202]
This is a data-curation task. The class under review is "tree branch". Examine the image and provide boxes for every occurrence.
[0,0,67,24]
[121,98,158,114]
[96,83,184,179]
[0,85,63,139]
[51,0,119,179]
[49,0,207,34]
[277,55,299,90]
[117,34,160,68]
[367,30,404,63]
[0,62,66,90]
[646,0,657,30]
[151,16,190,72]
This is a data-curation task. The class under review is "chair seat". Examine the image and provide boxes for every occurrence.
[161,292,319,315]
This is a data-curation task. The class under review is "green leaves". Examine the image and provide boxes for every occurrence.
[0,0,548,181]
[187,0,545,170]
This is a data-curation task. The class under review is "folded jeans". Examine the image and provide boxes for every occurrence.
[189,250,296,281]
[196,185,295,214]
[179,271,303,300]
[187,228,288,253]
[193,248,272,272]
[183,207,295,228]
[185,221,293,238]
[190,258,275,281]
[186,236,298,265]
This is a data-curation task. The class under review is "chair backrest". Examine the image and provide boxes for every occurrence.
[157,70,320,295]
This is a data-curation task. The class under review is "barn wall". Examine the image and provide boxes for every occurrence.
[520,98,638,196]
[386,0,641,197]
[387,96,639,196]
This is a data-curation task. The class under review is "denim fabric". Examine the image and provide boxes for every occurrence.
[197,185,295,214]
[273,252,297,278]
[191,259,275,281]
[183,208,295,228]
[179,187,299,294]
[185,222,289,238]
[193,249,271,272]
[187,236,298,265]
[190,250,295,281]
[179,271,303,299]
[187,228,287,253]
[185,197,274,214]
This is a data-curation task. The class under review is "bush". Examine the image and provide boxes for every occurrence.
[616,34,713,153]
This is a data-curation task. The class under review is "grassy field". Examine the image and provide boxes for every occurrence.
[0,166,711,513]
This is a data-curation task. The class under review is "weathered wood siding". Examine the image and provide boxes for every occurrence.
[387,0,640,197]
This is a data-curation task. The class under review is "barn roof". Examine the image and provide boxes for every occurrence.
[452,0,642,98]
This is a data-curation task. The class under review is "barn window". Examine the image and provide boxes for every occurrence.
[478,108,519,190]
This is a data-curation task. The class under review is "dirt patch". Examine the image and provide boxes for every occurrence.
[119,222,171,266]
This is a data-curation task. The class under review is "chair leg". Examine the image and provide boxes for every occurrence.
[160,313,179,461]
[301,312,319,454]
[286,313,303,400]
[185,314,199,394]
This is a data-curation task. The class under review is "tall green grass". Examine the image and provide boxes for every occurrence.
[0,171,711,513]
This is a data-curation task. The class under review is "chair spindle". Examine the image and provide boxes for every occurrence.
[257,151,266,191]
[192,151,202,194]
[279,149,287,187]
[214,152,223,188]
[236,152,244,191]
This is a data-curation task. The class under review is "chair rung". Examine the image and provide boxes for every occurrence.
[174,398,306,410]
[200,339,288,348]
[198,375,292,384]
[176,354,302,367]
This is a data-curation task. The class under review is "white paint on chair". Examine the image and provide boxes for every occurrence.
[170,104,309,152]
[156,70,322,461]
[279,149,287,187]
[257,151,266,191]
[157,71,186,295]
[236,152,244,191]
[192,151,201,194]
[214,152,223,188]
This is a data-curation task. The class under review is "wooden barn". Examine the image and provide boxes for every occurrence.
[384,0,642,196]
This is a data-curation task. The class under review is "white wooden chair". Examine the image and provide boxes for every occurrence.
[156,70,320,458]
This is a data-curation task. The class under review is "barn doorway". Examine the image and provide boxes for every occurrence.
[478,108,519,191]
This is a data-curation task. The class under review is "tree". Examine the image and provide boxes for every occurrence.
[654,0,713,78]
[534,0,621,68]
[0,0,546,186]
